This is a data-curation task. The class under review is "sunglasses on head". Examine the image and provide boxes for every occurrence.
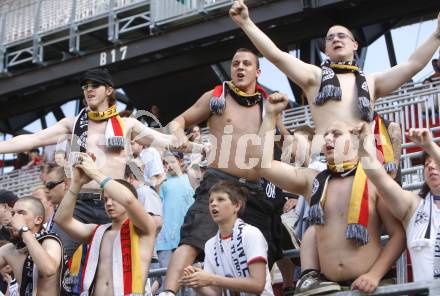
[81,82,104,90]
[45,180,64,190]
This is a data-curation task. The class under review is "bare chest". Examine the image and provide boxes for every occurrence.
[324,177,377,222]
[308,74,375,134]
[98,231,117,266]
[208,95,262,136]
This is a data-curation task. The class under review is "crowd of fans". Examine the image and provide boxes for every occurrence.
[0,1,438,296]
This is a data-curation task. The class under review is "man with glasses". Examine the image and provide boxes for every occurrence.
[230,1,440,294]
[44,165,83,259]
[0,68,188,259]
[230,0,440,137]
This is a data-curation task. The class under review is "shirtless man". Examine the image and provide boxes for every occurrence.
[160,48,282,295]
[258,95,406,295]
[0,68,181,257]
[54,152,157,295]
[0,196,64,295]
[230,0,440,135]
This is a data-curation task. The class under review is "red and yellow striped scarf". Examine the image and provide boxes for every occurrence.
[309,161,369,245]
[76,219,143,295]
[373,114,396,172]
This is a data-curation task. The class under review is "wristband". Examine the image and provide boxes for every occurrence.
[100,176,112,189]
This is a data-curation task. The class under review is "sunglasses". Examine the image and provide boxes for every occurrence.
[325,32,354,42]
[45,180,64,190]
[81,83,103,90]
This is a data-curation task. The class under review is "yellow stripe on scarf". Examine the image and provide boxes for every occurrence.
[330,64,359,71]
[70,244,83,276]
[348,162,368,225]
[227,81,261,97]
[87,104,118,121]
[129,221,143,293]
[377,116,394,165]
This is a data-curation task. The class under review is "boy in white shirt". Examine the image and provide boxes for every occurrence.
[180,180,274,296]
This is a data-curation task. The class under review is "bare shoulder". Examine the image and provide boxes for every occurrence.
[0,242,17,256]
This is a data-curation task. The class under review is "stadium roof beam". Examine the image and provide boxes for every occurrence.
[0,0,438,131]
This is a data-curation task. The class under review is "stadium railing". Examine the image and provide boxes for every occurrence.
[0,165,41,196]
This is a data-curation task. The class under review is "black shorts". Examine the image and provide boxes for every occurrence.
[179,168,283,267]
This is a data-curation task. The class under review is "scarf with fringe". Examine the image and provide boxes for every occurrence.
[309,161,369,245]
[71,105,125,163]
[80,219,143,296]
[316,60,396,173]
[210,81,268,115]
[315,60,372,122]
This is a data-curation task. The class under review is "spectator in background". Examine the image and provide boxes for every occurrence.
[125,163,163,231]
[54,150,67,168]
[32,185,54,225]
[424,49,440,83]
[186,125,202,144]
[23,148,43,169]
[145,104,162,128]
[0,190,17,242]
[140,147,166,191]
[44,165,79,258]
[14,151,29,170]
[0,240,18,296]
[156,151,195,272]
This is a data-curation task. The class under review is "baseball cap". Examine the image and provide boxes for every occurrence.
[80,68,114,87]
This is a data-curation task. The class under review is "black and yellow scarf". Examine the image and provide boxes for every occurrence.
[210,81,268,115]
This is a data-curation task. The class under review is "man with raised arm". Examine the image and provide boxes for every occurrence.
[258,94,406,295]
[54,152,157,295]
[230,1,440,135]
[0,68,183,257]
[0,196,65,295]
[357,124,440,283]
[160,48,283,296]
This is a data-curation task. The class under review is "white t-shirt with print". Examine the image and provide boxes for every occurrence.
[204,223,274,296]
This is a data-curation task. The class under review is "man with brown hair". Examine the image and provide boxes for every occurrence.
[0,68,185,257]
[161,48,285,296]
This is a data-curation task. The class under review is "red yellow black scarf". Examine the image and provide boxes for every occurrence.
[309,161,369,245]
[210,81,268,115]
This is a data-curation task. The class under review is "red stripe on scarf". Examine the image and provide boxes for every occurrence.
[255,84,268,99]
[121,220,133,295]
[110,116,123,137]
[213,85,223,97]
[358,180,369,227]
[374,115,384,164]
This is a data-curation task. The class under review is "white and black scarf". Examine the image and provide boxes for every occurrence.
[213,219,249,296]
[315,60,373,122]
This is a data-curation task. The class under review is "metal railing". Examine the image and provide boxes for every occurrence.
[0,0,147,46]
[0,165,42,196]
